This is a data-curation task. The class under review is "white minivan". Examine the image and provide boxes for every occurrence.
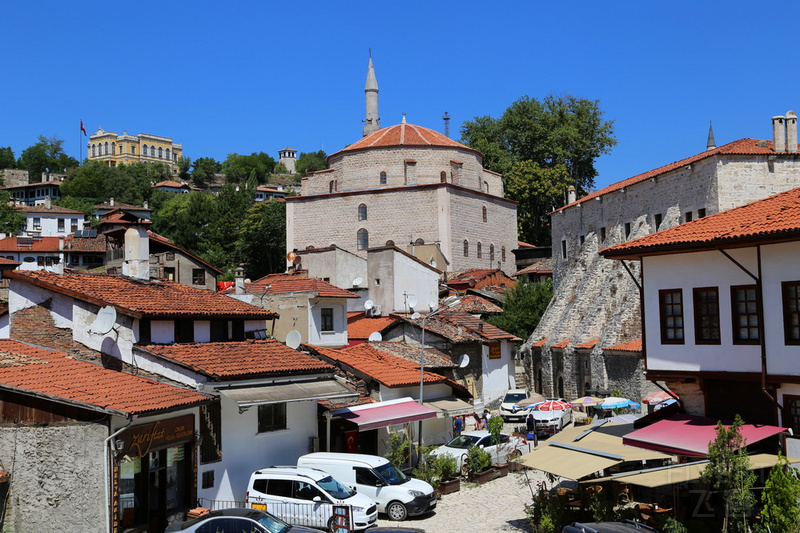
[297,452,436,521]
[245,466,378,532]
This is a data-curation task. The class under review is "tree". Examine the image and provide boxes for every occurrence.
[151,191,217,257]
[488,277,553,341]
[760,452,800,532]
[700,415,756,533]
[190,157,222,188]
[505,161,570,245]
[17,136,79,179]
[0,147,15,169]
[296,150,328,176]
[60,161,167,206]
[177,156,192,181]
[0,191,26,236]
[221,152,276,184]
[235,200,286,279]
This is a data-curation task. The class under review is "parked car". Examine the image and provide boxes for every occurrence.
[297,452,435,521]
[165,507,325,533]
[498,389,531,421]
[428,430,531,474]
[532,406,573,437]
[245,466,378,532]
[562,520,659,532]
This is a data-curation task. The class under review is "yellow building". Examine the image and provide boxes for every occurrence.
[87,127,183,174]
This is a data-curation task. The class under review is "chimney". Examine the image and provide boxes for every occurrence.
[122,226,150,280]
[110,197,115,207]
[566,186,576,205]
[44,195,51,210]
[772,115,786,152]
[787,110,798,153]
[235,265,246,295]
[143,201,148,210]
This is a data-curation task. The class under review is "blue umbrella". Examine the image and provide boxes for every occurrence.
[600,397,641,410]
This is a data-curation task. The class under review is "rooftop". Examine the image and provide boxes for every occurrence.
[333,122,480,158]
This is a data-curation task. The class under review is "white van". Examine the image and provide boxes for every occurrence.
[245,466,378,531]
[297,452,436,521]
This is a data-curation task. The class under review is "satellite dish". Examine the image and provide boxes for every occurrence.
[364,300,374,310]
[408,297,418,309]
[411,312,421,319]
[457,354,470,368]
[353,277,363,287]
[286,330,302,350]
[430,261,437,269]
[428,301,437,311]
[368,332,383,342]
[91,306,117,334]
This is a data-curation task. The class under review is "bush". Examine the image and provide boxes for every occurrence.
[466,444,492,474]
[432,453,458,481]
[384,432,409,468]
[412,451,458,485]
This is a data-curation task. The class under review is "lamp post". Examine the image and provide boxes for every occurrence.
[417,295,460,464]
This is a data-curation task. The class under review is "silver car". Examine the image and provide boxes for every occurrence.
[165,508,325,533]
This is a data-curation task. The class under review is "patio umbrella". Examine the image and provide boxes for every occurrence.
[535,400,572,411]
[600,397,641,410]
[642,391,676,405]
[569,396,603,406]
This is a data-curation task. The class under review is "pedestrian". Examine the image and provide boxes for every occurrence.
[453,415,463,437]
[484,408,491,421]
[475,413,486,430]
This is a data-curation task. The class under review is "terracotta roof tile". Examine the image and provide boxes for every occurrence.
[6,270,276,319]
[17,205,85,215]
[532,337,548,348]
[139,340,333,379]
[514,258,553,278]
[368,341,455,368]
[602,186,800,259]
[574,338,599,350]
[604,339,643,352]
[0,236,61,252]
[334,123,480,158]
[551,339,571,349]
[241,273,358,299]
[402,311,521,343]
[448,269,499,282]
[0,339,208,415]
[449,295,503,315]
[63,234,107,252]
[94,201,151,211]
[555,138,797,213]
[347,314,400,340]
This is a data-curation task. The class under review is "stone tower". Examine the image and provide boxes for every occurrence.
[363,56,380,137]
[278,148,297,174]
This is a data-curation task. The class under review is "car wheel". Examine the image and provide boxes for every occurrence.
[328,516,337,532]
[386,501,408,521]
[460,459,470,477]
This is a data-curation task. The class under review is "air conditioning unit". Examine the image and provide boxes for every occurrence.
[370,304,382,317]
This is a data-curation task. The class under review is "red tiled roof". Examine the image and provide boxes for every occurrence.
[514,258,553,278]
[0,258,19,265]
[517,241,536,248]
[602,186,800,259]
[63,234,107,253]
[17,205,85,215]
[551,339,571,349]
[138,340,333,379]
[368,341,455,368]
[604,339,642,352]
[0,236,61,252]
[449,295,503,314]
[574,338,599,350]
[532,337,548,348]
[0,339,208,415]
[243,273,358,298]
[448,269,498,282]
[153,180,190,188]
[6,270,276,319]
[404,311,521,343]
[94,201,151,211]
[333,122,480,158]
[554,138,798,213]
[309,343,447,388]
[348,313,400,340]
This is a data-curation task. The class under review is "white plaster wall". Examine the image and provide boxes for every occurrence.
[152,320,175,343]
[0,313,8,338]
[308,298,348,346]
[760,241,800,376]
[201,397,318,503]
[482,341,513,405]
[26,213,85,236]
[194,320,211,343]
[379,383,452,402]
[391,249,439,314]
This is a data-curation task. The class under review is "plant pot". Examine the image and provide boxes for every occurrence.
[437,478,461,495]
[508,461,524,472]
[496,463,510,477]
[468,468,499,484]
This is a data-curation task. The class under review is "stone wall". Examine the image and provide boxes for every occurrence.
[0,423,107,533]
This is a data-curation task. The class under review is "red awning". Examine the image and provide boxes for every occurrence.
[330,397,438,431]
[623,413,788,457]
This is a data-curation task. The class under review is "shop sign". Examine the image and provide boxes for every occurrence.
[120,414,195,458]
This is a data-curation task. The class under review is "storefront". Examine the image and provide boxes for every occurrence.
[113,414,197,533]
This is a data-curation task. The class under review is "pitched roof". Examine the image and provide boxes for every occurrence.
[604,339,643,352]
[0,339,208,415]
[448,294,503,315]
[138,339,334,380]
[347,313,401,340]
[16,204,85,215]
[333,122,480,158]
[574,338,599,350]
[148,231,223,275]
[401,311,521,343]
[601,186,800,259]
[94,201,151,212]
[308,343,448,388]
[6,270,276,319]
[368,341,455,368]
[554,138,800,213]
[448,269,500,283]
[0,236,61,252]
[514,258,553,278]
[551,339,571,349]
[63,234,107,253]
[242,273,359,298]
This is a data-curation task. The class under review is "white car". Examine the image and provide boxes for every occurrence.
[428,430,531,474]
[531,407,573,437]
[499,389,532,421]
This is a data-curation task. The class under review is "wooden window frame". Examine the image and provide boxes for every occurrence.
[693,286,721,345]
[782,281,800,345]
[731,284,760,345]
[659,288,685,344]
[257,403,287,433]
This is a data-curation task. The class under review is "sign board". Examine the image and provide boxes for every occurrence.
[489,343,501,360]
[332,505,352,533]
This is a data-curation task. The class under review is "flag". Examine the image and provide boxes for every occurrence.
[80,120,87,136]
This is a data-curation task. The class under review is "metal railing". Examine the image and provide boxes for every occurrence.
[197,498,337,530]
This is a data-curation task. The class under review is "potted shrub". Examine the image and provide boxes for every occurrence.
[487,414,510,476]
[431,453,460,495]
[465,443,494,483]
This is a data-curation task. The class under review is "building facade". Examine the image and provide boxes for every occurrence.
[87,127,183,174]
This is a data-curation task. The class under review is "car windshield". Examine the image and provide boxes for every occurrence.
[445,434,482,449]
[317,475,356,499]
[375,462,408,485]
[504,392,527,403]
[254,513,292,533]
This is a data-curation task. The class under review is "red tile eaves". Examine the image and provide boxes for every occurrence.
[604,339,643,352]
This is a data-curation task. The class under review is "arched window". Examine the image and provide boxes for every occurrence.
[150,146,156,157]
[329,181,336,193]
[358,204,367,220]
[463,239,469,257]
[440,171,447,183]
[490,244,495,263]
[131,145,136,155]
[142,144,148,157]
[357,228,369,250]
[380,171,387,185]
[477,242,482,259]
[158,147,163,158]
[104,142,109,155]
[166,148,170,160]
[484,180,489,193]
[385,240,395,246]
[91,144,96,157]
[501,246,506,262]
[111,142,116,155]
[482,206,487,222]
[414,238,424,245]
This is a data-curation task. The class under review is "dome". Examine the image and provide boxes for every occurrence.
[333,122,481,157]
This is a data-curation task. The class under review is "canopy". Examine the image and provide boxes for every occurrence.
[330,397,438,431]
[642,391,676,405]
[584,453,798,488]
[536,400,572,411]
[220,379,358,408]
[424,397,474,418]
[623,413,788,456]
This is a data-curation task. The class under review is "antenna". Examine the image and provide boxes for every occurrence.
[91,306,117,334]
[286,330,302,350]
[353,277,363,287]
[368,332,383,342]
[443,112,450,138]
[364,300,374,310]
[457,354,470,368]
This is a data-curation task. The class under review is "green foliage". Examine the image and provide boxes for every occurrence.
[384,432,409,468]
[505,161,570,244]
[487,413,504,446]
[234,200,286,279]
[0,192,26,235]
[53,196,96,216]
[465,444,492,474]
[221,152,275,184]
[61,161,169,206]
[588,488,613,522]
[0,147,15,169]
[17,136,79,178]
[760,452,800,533]
[191,157,222,187]
[178,156,192,180]
[529,488,567,533]
[700,414,756,533]
[661,516,689,533]
[296,150,328,176]
[488,277,553,341]
[432,452,458,481]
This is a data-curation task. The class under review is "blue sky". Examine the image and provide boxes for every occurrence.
[3,1,800,190]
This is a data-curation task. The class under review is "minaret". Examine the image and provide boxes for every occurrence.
[706,121,716,150]
[363,54,380,137]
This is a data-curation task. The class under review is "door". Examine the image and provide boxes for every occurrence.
[354,467,384,511]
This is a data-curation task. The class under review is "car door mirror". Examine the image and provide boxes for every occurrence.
[312,496,322,502]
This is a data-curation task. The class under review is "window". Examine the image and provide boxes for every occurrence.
[199,400,222,464]
[192,268,206,285]
[71,219,78,232]
[414,238,424,245]
[380,171,387,185]
[477,242,482,259]
[731,285,759,344]
[139,319,151,345]
[600,227,606,241]
[131,145,136,155]
[484,181,489,193]
[201,471,215,489]
[579,235,585,246]
[166,148,170,160]
[111,142,116,155]
[784,396,800,435]
[482,206,487,222]
[32,217,41,230]
[624,222,632,238]
[463,239,469,257]
[164,267,176,281]
[258,403,287,433]
[659,289,684,344]
[329,181,335,193]
[142,144,148,156]
[150,146,156,157]
[91,144,96,157]
[158,147,163,158]
[321,308,334,332]
[561,240,567,260]
[685,211,693,223]
[490,244,495,263]
[440,171,447,183]
[693,287,720,344]
[654,213,662,230]
[698,208,707,218]
[385,240,394,246]
[175,319,194,343]
[782,281,800,345]
[358,204,367,220]
[104,142,109,155]
[501,246,506,262]
[357,228,369,250]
